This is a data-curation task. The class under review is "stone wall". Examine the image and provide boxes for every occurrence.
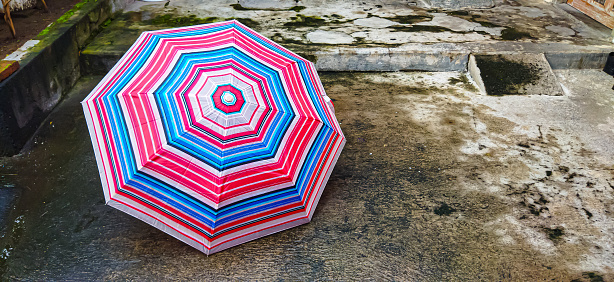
[0,0,115,156]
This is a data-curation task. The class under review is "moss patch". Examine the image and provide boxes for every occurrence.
[230,4,254,10]
[384,15,432,25]
[100,18,112,29]
[579,272,605,282]
[448,75,469,85]
[501,27,534,41]
[434,203,456,216]
[284,14,326,27]
[542,227,565,243]
[147,15,259,28]
[474,55,541,96]
[38,0,96,37]
[230,18,260,28]
[320,14,351,24]
[391,25,454,33]
[58,0,92,23]
[0,61,18,73]
[289,6,306,12]
[446,10,470,16]
[461,14,504,28]
[149,14,219,27]
[270,33,304,45]
[296,52,316,63]
[448,74,477,91]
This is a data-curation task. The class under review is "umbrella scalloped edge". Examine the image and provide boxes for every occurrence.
[81,20,345,254]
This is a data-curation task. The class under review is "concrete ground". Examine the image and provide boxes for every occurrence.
[0,69,613,280]
[1,0,614,280]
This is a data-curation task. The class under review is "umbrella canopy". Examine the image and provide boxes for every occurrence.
[81,20,345,254]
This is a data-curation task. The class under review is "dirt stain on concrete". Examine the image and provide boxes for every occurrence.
[500,27,535,41]
[474,55,540,95]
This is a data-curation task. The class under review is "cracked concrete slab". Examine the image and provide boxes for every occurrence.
[546,25,577,37]
[307,30,355,44]
[414,13,504,36]
[119,0,611,47]
[353,17,397,28]
[76,0,613,74]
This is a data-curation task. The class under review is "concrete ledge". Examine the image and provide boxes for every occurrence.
[0,0,114,156]
[314,47,469,72]
[545,52,609,69]
[81,29,614,75]
[80,47,471,74]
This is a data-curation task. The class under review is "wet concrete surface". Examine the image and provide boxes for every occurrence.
[1,71,614,280]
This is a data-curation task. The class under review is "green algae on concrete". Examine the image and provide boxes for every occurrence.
[289,6,306,12]
[148,14,219,27]
[230,3,305,12]
[296,52,317,63]
[390,25,454,33]
[284,14,326,27]
[328,14,344,19]
[500,27,534,41]
[434,203,457,216]
[383,14,432,25]
[147,14,259,28]
[448,73,477,92]
[322,14,351,25]
[228,18,259,28]
[574,272,605,282]
[99,18,112,29]
[229,3,252,10]
[543,227,565,243]
[80,11,271,76]
[38,0,97,37]
[446,10,470,16]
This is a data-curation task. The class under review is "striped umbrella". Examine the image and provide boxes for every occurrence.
[81,20,345,254]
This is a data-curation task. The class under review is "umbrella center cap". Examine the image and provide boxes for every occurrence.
[221,91,236,105]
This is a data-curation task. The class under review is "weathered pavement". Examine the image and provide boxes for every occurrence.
[80,0,614,74]
[1,70,613,280]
